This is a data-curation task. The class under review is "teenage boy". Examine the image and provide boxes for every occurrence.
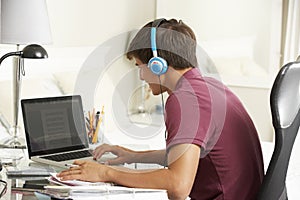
[58,19,264,200]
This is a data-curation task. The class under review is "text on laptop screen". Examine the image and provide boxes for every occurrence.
[22,96,89,153]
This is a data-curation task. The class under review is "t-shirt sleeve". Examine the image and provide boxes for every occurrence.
[165,90,213,151]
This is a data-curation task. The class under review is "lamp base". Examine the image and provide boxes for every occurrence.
[0,127,26,149]
[1,136,26,149]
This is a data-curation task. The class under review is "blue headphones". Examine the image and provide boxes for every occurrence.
[148,18,168,76]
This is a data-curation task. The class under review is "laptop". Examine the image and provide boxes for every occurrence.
[21,95,111,168]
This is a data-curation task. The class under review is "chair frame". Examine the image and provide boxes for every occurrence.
[257,61,300,200]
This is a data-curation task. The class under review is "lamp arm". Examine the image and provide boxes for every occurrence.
[0,51,23,65]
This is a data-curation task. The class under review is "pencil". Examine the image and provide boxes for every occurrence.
[88,111,93,131]
[101,105,105,115]
[92,116,103,144]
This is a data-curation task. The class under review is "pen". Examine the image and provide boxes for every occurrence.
[64,163,79,168]
[95,111,100,127]
[85,121,91,131]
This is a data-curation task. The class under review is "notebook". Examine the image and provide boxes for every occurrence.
[21,95,111,168]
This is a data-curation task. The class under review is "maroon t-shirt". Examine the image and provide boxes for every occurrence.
[165,68,264,200]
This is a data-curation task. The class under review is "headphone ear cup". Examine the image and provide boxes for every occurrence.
[148,57,168,75]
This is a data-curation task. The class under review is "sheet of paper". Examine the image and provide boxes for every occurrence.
[49,173,110,186]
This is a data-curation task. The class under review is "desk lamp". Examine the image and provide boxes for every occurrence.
[0,0,52,148]
[0,44,48,147]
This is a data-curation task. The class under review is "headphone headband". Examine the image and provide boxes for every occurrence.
[148,18,168,76]
[151,18,166,57]
[152,18,166,28]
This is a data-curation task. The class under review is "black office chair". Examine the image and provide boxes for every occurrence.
[257,60,300,200]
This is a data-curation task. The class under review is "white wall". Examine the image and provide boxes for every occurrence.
[229,86,273,141]
[46,0,156,47]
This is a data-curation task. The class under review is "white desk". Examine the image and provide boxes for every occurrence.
[0,148,168,200]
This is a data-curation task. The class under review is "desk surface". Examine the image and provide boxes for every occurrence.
[1,161,35,199]
[0,151,52,200]
[0,149,168,200]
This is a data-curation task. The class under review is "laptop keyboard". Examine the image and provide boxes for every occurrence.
[41,150,93,162]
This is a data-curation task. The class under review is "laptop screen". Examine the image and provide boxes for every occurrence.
[21,95,89,157]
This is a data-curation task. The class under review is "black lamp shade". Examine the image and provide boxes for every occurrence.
[22,44,48,59]
[0,44,48,65]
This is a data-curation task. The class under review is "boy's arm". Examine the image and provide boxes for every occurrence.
[93,144,166,165]
[107,144,200,200]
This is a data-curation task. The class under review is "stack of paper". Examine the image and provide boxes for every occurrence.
[43,173,168,199]
[48,173,111,186]
[44,185,168,200]
[6,166,56,176]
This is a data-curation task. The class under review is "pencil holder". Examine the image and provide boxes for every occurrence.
[92,114,105,144]
[85,107,105,145]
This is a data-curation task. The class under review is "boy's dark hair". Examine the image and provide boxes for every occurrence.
[126,19,198,69]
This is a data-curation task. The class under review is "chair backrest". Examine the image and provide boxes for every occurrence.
[257,61,300,200]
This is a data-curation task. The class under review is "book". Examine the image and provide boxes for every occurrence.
[23,179,50,189]
[6,166,55,176]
